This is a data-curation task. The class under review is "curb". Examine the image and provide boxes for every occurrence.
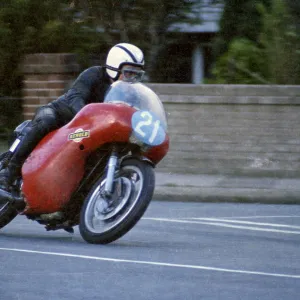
[153,172,300,204]
[154,186,300,204]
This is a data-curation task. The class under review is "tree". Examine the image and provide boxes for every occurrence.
[0,0,212,90]
[212,38,268,84]
[71,0,205,80]
[0,0,105,96]
[259,0,300,84]
[213,0,270,58]
[212,0,300,84]
[0,0,105,135]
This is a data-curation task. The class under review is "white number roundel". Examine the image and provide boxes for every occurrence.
[131,111,166,146]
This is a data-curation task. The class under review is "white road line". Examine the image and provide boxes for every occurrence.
[0,247,299,279]
[185,218,300,230]
[143,218,300,235]
[212,216,300,219]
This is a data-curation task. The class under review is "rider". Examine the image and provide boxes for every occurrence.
[0,43,145,195]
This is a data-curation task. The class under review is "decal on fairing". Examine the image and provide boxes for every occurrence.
[131,110,166,146]
[68,128,90,143]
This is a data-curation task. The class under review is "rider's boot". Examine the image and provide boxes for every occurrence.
[0,161,25,210]
[0,123,38,193]
[0,161,22,192]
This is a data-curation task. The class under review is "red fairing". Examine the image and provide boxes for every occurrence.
[21,103,169,214]
[143,135,169,165]
[22,103,135,214]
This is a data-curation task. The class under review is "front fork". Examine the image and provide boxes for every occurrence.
[104,149,119,197]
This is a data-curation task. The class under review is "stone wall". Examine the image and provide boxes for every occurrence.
[22,54,300,178]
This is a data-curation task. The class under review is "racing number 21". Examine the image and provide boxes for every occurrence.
[134,111,160,144]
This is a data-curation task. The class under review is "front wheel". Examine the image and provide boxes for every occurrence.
[79,158,155,244]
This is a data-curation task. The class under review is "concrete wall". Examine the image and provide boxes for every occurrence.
[148,84,300,178]
[22,54,300,178]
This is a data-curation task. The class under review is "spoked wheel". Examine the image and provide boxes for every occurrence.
[79,158,155,244]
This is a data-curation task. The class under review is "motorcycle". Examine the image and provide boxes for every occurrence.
[0,81,169,244]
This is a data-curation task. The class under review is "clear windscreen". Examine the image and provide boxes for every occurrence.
[104,81,168,131]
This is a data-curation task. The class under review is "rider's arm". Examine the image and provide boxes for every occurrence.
[64,66,102,115]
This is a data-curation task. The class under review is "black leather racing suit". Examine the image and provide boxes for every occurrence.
[9,66,111,175]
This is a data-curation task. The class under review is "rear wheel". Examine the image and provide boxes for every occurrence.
[79,158,155,244]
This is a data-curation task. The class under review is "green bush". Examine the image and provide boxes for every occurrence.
[212,0,300,84]
[212,38,268,84]
[258,0,300,84]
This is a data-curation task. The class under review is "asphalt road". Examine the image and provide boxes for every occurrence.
[0,201,299,300]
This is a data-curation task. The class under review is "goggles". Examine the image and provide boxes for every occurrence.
[121,67,145,83]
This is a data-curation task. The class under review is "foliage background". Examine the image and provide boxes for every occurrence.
[0,0,103,135]
[1,0,299,96]
[212,0,300,84]
[0,0,205,134]
[0,0,299,135]
[0,0,206,98]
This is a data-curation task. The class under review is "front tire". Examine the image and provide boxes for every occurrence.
[79,158,155,244]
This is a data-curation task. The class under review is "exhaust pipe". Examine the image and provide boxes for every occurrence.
[0,188,25,211]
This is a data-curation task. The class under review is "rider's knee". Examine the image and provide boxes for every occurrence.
[32,106,60,134]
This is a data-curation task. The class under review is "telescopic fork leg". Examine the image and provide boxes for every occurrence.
[103,149,119,197]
